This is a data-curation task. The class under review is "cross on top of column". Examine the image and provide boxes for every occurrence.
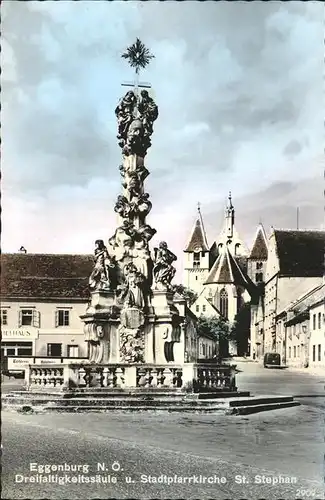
[121,38,154,96]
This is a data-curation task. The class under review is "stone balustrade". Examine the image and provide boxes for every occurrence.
[25,362,237,393]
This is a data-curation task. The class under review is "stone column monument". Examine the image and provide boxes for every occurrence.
[81,39,184,371]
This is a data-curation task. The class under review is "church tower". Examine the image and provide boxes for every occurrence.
[213,192,249,257]
[183,204,210,294]
[247,223,268,284]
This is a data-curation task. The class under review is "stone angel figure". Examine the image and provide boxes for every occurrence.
[153,241,177,290]
[89,240,115,291]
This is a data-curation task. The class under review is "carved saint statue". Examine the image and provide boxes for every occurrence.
[115,91,136,143]
[117,262,145,310]
[89,240,115,291]
[153,241,177,289]
[138,90,158,137]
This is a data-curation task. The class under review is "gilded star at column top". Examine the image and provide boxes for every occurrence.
[121,38,155,74]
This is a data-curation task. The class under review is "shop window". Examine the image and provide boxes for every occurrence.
[47,343,62,357]
[56,310,70,327]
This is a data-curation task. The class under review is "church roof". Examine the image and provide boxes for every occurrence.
[274,230,325,277]
[204,246,255,292]
[250,224,268,260]
[1,253,94,300]
[184,208,209,252]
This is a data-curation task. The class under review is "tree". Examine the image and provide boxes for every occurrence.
[230,302,251,356]
[196,315,230,358]
[171,284,198,307]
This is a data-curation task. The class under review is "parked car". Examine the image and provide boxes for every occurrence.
[263,352,281,368]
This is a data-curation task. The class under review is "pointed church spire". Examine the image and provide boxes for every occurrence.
[225,191,235,239]
[184,203,209,252]
[249,223,268,260]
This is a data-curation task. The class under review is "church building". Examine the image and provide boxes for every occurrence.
[183,193,261,355]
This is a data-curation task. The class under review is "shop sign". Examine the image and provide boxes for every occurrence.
[2,329,39,339]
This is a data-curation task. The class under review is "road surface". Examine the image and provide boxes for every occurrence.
[2,404,324,500]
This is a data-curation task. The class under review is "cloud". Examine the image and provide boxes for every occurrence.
[1,1,323,279]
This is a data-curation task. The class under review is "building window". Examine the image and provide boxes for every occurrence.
[219,288,228,319]
[67,345,79,358]
[1,309,8,326]
[202,344,206,356]
[193,252,200,268]
[2,342,33,357]
[47,343,62,357]
[195,305,199,313]
[289,347,291,358]
[202,252,205,257]
[202,304,206,312]
[19,309,40,328]
[313,314,316,330]
[255,273,263,283]
[297,345,300,357]
[195,276,198,280]
[318,344,321,362]
[235,243,240,255]
[318,313,321,329]
[312,345,316,362]
[56,310,70,327]
[256,262,263,270]
[294,346,296,358]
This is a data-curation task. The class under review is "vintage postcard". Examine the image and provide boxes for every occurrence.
[1,1,324,499]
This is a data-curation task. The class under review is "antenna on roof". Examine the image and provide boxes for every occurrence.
[19,246,27,254]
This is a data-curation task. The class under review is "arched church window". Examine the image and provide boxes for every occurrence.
[235,243,240,255]
[219,288,228,319]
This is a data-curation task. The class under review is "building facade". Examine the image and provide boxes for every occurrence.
[309,293,325,369]
[1,253,94,362]
[252,230,325,360]
[183,194,259,356]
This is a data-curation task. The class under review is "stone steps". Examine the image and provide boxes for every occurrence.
[226,401,301,415]
[2,391,300,415]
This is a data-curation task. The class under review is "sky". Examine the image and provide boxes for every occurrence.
[2,1,324,276]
